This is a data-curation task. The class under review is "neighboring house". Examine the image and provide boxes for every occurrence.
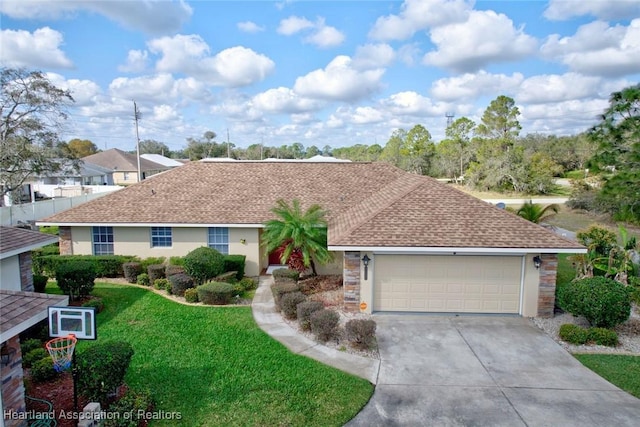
[39,160,585,318]
[83,148,169,185]
[0,227,68,425]
[36,161,115,186]
[140,154,185,168]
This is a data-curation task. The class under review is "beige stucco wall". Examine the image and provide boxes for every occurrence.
[112,171,138,185]
[0,256,21,291]
[228,228,261,277]
[359,251,373,314]
[72,227,93,255]
[521,254,540,317]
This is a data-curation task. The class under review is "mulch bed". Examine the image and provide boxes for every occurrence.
[25,372,89,427]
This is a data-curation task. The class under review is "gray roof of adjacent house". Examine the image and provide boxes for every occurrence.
[83,148,167,172]
[0,226,58,260]
[39,160,584,251]
[140,154,185,167]
[0,290,68,343]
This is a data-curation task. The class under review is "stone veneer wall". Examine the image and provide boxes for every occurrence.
[343,251,360,312]
[1,335,27,427]
[537,254,558,317]
[18,252,33,292]
[59,226,73,255]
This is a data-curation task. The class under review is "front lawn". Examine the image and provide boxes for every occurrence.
[48,282,373,426]
[574,354,640,398]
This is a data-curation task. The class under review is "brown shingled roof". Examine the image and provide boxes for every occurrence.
[0,227,58,259]
[83,148,168,172]
[40,160,583,250]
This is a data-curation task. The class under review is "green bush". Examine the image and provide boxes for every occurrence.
[82,298,104,313]
[297,301,324,331]
[559,323,588,345]
[168,256,185,266]
[184,288,199,303]
[36,255,135,278]
[32,243,60,259]
[23,348,48,368]
[136,273,150,286]
[310,309,340,342]
[103,388,153,427]
[224,255,246,280]
[147,264,166,282]
[345,319,377,349]
[165,279,173,294]
[271,282,300,310]
[32,274,48,293]
[169,273,195,296]
[273,268,300,284]
[140,257,166,271]
[55,261,97,300]
[239,277,257,291]
[183,247,225,285]
[197,282,235,305]
[558,277,631,328]
[153,278,169,290]
[122,262,142,283]
[280,292,306,320]
[588,327,618,347]
[21,338,43,355]
[165,264,185,278]
[30,357,58,383]
[77,341,134,404]
[215,271,237,283]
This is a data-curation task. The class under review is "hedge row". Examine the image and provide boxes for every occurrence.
[34,255,136,278]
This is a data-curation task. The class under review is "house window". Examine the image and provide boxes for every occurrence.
[92,226,114,255]
[151,227,172,247]
[123,172,130,181]
[208,227,229,254]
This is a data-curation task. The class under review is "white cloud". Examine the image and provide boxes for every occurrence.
[118,49,149,73]
[430,71,524,101]
[237,21,265,33]
[518,73,605,104]
[304,22,345,48]
[544,0,640,21]
[368,0,472,41]
[381,91,449,116]
[349,106,385,124]
[294,56,385,102]
[148,35,275,87]
[352,44,396,70]
[0,27,73,68]
[277,16,314,35]
[151,104,180,122]
[109,74,177,102]
[46,73,102,106]
[252,87,323,114]
[0,0,192,35]
[423,10,537,72]
[278,15,345,48]
[541,19,640,77]
[521,99,611,135]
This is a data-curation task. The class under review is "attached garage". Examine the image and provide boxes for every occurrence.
[373,255,523,314]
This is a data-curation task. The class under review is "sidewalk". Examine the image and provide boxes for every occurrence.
[251,276,379,384]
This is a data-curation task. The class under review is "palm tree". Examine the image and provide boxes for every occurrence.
[516,200,559,225]
[262,199,332,276]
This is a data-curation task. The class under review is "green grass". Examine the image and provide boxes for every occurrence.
[574,354,640,398]
[48,283,373,426]
[555,253,576,297]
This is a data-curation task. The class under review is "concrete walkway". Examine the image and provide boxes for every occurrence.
[251,276,380,384]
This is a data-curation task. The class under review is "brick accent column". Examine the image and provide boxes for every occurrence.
[343,252,360,313]
[59,226,73,255]
[537,254,558,318]
[18,252,34,292]
[1,336,27,427]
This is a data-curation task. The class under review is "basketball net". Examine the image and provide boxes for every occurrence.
[45,334,77,372]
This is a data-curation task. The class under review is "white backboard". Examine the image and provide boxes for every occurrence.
[48,306,97,340]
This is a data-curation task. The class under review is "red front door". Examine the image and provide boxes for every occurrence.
[268,246,286,265]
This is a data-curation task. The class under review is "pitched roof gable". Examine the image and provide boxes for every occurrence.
[83,148,167,172]
[0,227,58,259]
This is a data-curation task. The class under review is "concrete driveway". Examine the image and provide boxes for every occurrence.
[347,315,640,427]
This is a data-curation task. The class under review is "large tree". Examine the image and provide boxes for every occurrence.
[437,117,475,181]
[66,138,99,158]
[400,124,436,175]
[139,139,170,156]
[1,68,76,202]
[476,95,521,146]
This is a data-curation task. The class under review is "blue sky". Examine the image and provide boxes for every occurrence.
[1,0,639,153]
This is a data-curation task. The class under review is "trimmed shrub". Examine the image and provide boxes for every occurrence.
[215,271,238,283]
[239,277,257,291]
[153,278,169,290]
[224,255,246,281]
[37,255,135,278]
[558,277,631,328]
[310,309,340,342]
[122,262,142,283]
[21,338,43,355]
[23,348,48,368]
[30,357,58,383]
[140,257,166,271]
[147,264,166,282]
[77,341,134,404]
[136,273,150,286]
[169,256,185,266]
[183,247,225,285]
[588,327,618,347]
[165,264,185,278]
[32,274,48,293]
[103,388,153,427]
[169,273,195,297]
[197,282,235,305]
[345,319,377,349]
[164,279,173,294]
[273,268,300,284]
[280,292,306,320]
[297,301,324,331]
[559,324,588,345]
[83,298,104,313]
[55,261,97,300]
[271,282,301,310]
[184,288,199,303]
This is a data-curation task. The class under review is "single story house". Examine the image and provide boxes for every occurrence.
[39,160,585,317]
[82,148,169,185]
[1,227,68,426]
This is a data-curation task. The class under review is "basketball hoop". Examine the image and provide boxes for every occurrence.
[45,334,77,372]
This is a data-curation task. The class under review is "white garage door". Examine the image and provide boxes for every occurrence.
[373,255,522,314]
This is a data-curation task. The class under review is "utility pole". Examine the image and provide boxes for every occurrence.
[133,101,142,182]
[260,136,264,160]
[226,128,230,158]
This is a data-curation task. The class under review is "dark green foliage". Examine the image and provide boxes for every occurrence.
[140,257,166,271]
[345,319,377,349]
[55,260,96,300]
[35,255,135,278]
[297,301,324,331]
[271,282,301,310]
[164,279,173,294]
[215,271,237,283]
[197,282,235,305]
[239,277,257,291]
[272,268,300,284]
[32,243,59,259]
[280,292,306,320]
[82,298,104,313]
[147,264,165,282]
[32,274,48,292]
[165,264,185,277]
[576,226,618,258]
[168,256,185,266]
[559,324,589,345]
[184,288,199,303]
[153,278,169,290]
[310,309,340,342]
[122,262,142,283]
[30,357,58,383]
[559,324,619,347]
[76,341,134,404]
[224,255,246,280]
[23,348,48,368]
[136,273,150,286]
[558,277,631,328]
[183,247,225,285]
[20,338,43,355]
[588,327,618,347]
[169,273,194,297]
[103,389,154,427]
